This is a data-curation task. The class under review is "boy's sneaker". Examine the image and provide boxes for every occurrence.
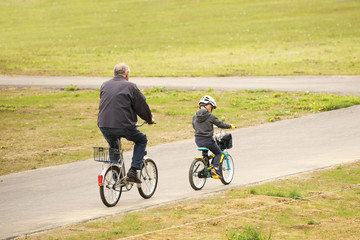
[210,167,222,179]
[127,168,142,183]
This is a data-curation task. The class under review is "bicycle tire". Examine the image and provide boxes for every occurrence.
[189,158,207,190]
[100,166,122,207]
[220,153,234,185]
[138,159,158,199]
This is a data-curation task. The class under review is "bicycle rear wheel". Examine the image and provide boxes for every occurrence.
[138,159,158,199]
[220,153,234,185]
[100,166,122,207]
[189,158,207,190]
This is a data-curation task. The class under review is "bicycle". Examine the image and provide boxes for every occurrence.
[93,122,158,207]
[189,129,235,190]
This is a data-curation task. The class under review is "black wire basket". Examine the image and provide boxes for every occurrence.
[216,133,233,150]
[93,147,110,162]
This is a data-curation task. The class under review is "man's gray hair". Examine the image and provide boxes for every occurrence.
[114,63,130,76]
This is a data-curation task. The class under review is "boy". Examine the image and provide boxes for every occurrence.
[192,95,234,178]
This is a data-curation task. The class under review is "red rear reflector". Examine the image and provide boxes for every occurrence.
[98,175,103,186]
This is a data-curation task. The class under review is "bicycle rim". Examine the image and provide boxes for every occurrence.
[100,166,122,207]
[138,159,158,199]
[189,158,206,190]
[220,154,234,185]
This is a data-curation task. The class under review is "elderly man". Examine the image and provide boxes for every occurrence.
[97,63,154,183]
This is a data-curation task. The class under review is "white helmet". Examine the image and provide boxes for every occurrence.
[199,95,217,109]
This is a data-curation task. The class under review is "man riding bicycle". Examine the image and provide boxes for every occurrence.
[192,95,234,178]
[97,63,155,183]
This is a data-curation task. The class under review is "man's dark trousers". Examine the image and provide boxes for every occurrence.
[100,127,147,170]
[195,137,222,168]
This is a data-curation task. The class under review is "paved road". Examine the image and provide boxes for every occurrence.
[1,76,360,239]
[1,75,360,95]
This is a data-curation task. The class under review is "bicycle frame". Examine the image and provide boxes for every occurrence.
[98,153,150,190]
[196,150,230,179]
[189,127,235,190]
[97,158,125,187]
[95,122,158,207]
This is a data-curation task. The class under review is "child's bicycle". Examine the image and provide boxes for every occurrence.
[189,129,235,190]
[93,122,158,207]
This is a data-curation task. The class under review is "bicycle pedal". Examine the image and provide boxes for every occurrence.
[126,176,142,184]
[210,169,222,179]
[125,176,134,182]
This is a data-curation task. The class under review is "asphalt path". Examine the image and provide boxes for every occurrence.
[1,75,360,95]
[1,76,360,239]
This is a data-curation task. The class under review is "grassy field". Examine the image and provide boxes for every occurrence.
[1,0,359,76]
[1,87,360,175]
[15,160,360,240]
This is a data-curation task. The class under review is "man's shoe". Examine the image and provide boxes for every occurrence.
[210,167,222,179]
[127,168,142,183]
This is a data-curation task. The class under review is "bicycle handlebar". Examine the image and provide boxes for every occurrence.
[214,124,236,129]
[136,122,147,127]
[136,121,156,127]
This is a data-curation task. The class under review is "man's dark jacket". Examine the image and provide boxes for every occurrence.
[97,75,152,129]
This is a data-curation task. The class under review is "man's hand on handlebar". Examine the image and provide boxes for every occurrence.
[146,118,156,125]
[230,124,237,129]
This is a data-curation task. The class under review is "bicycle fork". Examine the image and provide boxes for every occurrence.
[220,152,230,169]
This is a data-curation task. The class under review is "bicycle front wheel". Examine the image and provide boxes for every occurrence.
[189,158,207,190]
[100,166,122,207]
[220,153,234,185]
[138,159,158,199]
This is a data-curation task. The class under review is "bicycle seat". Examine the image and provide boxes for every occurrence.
[197,147,209,151]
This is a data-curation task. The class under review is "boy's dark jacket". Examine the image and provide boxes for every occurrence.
[192,108,231,139]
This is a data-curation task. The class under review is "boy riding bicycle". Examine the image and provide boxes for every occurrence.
[192,95,234,178]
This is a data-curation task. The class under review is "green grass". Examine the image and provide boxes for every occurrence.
[1,88,360,175]
[227,226,272,240]
[15,160,360,240]
[0,0,359,76]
